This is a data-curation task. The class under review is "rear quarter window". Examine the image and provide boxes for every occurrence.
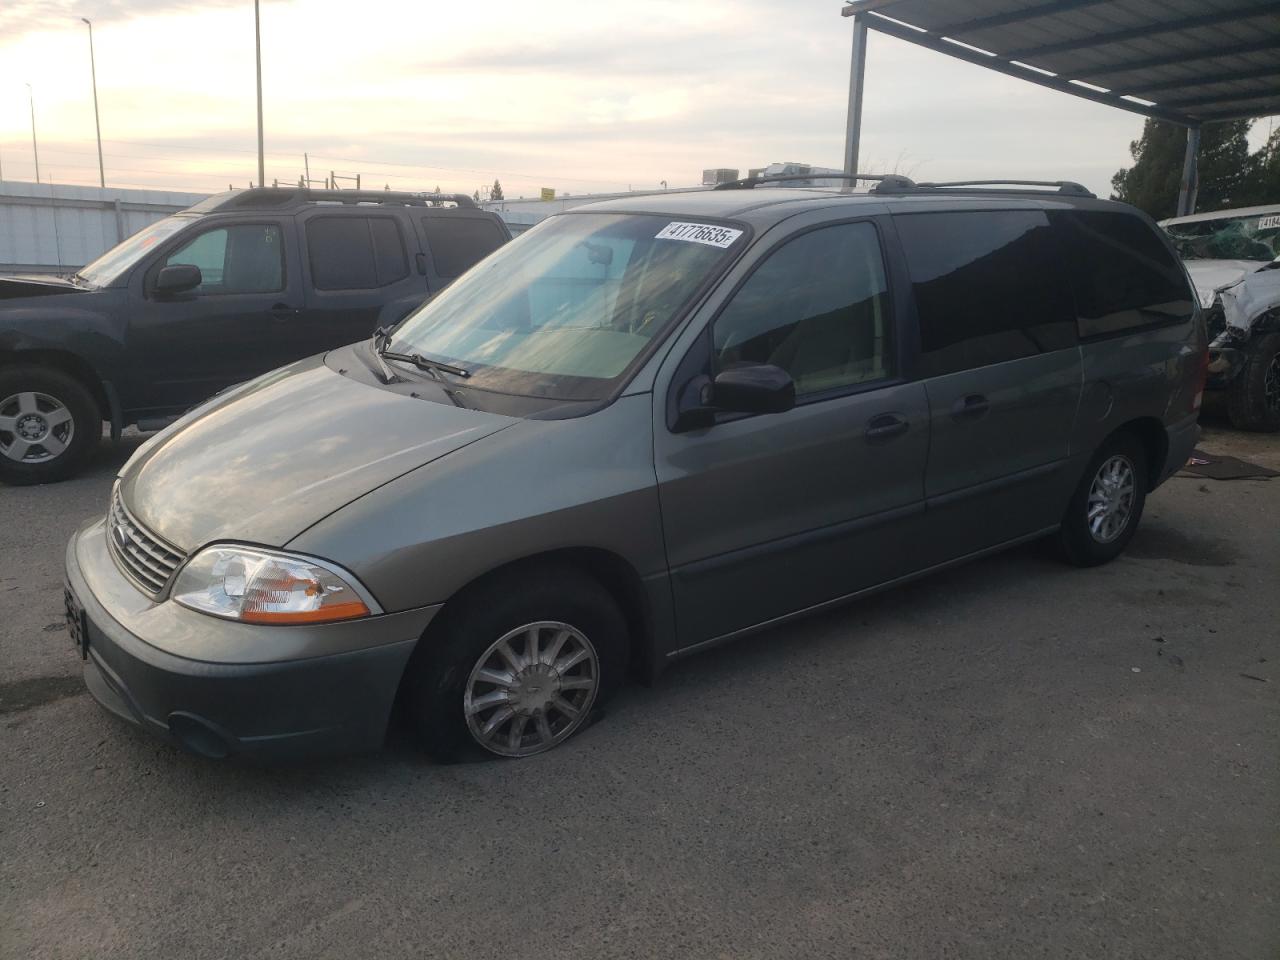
[894,210,1077,378]
[306,215,409,290]
[1051,210,1194,339]
[421,216,508,278]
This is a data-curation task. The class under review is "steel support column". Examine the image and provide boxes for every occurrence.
[1177,126,1200,216]
[843,13,869,187]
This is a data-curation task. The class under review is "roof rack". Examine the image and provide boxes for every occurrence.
[217,188,479,210]
[886,179,1095,198]
[713,172,916,191]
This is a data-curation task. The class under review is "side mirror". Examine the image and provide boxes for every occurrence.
[155,264,202,297]
[711,364,796,415]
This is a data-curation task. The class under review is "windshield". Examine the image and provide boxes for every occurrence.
[78,215,192,286]
[389,213,744,401]
[1164,211,1280,262]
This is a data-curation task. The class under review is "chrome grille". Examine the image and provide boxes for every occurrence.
[108,489,185,597]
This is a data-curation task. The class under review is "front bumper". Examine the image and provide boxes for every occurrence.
[65,519,440,760]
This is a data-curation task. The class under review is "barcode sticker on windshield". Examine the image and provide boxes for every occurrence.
[655,222,743,248]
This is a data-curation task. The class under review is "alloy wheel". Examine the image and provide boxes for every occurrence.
[463,621,600,757]
[0,392,75,464]
[1087,454,1136,544]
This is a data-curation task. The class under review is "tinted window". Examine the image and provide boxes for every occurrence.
[307,216,408,290]
[163,223,284,294]
[422,217,507,278]
[714,222,891,396]
[1053,210,1194,338]
[896,211,1076,377]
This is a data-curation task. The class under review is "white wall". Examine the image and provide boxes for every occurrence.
[0,181,208,275]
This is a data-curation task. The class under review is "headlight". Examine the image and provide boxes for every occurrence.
[171,546,377,624]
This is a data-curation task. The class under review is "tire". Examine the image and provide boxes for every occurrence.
[0,366,100,486]
[405,563,629,761]
[1057,432,1148,567]
[1226,332,1280,432]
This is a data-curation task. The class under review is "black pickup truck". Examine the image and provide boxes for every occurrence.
[0,188,510,484]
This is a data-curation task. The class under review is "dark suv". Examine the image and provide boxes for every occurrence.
[0,189,510,484]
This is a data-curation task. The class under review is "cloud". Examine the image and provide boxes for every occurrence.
[0,0,1163,198]
[0,0,278,33]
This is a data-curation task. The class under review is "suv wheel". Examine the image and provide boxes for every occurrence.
[1057,432,1148,567]
[0,366,100,485]
[1226,332,1280,432]
[405,564,628,760]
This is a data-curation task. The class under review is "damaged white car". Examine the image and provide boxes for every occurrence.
[1162,205,1280,432]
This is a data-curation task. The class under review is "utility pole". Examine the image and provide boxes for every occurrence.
[26,83,40,184]
[254,0,265,188]
[81,18,105,188]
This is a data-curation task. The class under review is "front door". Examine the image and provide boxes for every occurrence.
[126,217,303,413]
[654,218,930,648]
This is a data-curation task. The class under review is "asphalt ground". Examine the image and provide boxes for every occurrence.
[1,411,1277,960]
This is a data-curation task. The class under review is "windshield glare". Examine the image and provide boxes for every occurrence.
[78,215,191,286]
[1164,212,1280,262]
[390,213,743,400]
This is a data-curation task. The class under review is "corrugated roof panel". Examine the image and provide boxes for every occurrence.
[845,0,1280,124]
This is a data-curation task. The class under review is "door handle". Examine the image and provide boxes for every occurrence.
[270,303,299,321]
[415,252,428,276]
[950,394,990,420]
[865,413,909,442]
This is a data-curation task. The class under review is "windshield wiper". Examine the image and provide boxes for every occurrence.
[376,339,471,379]
[368,327,400,384]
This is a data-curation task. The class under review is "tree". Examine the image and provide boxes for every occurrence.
[1112,118,1254,219]
[473,189,481,202]
[1243,125,1280,205]
[433,184,441,195]
[490,179,504,201]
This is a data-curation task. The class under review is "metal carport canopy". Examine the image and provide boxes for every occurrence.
[839,0,1280,214]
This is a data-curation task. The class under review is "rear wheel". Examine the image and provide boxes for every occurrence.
[0,366,100,485]
[405,564,628,760]
[1057,432,1147,567]
[1226,332,1280,432]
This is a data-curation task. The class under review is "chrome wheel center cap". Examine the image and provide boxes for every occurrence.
[510,664,561,716]
[16,414,47,441]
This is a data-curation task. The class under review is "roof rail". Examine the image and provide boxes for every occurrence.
[886,179,1095,198]
[713,172,916,191]
[220,188,479,209]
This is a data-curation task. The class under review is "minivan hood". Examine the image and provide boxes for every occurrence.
[119,356,514,551]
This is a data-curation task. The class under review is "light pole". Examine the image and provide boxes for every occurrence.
[26,83,40,184]
[254,0,265,188]
[81,18,105,188]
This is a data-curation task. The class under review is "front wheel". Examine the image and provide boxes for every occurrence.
[1226,332,1280,432]
[405,564,628,760]
[0,366,100,485]
[1057,433,1148,567]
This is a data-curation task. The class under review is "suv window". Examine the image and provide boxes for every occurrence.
[713,222,892,397]
[896,210,1076,377]
[307,216,409,290]
[162,223,284,294]
[1052,210,1195,338]
[422,217,506,278]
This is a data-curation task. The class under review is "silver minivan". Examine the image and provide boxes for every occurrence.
[64,177,1206,761]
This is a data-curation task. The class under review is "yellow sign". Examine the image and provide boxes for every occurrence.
[540,187,556,201]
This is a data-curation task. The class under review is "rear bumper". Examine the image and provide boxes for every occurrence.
[65,520,438,760]
[1159,412,1200,487]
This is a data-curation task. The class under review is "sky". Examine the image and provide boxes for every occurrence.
[0,0,1275,200]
